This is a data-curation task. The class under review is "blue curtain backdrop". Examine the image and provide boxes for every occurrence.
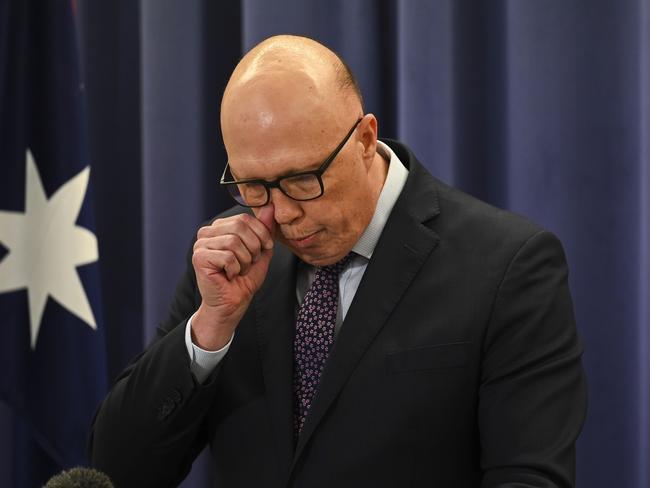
[1,0,647,487]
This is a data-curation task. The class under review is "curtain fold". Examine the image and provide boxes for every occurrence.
[636,4,650,488]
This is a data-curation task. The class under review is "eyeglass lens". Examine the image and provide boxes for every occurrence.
[227,173,323,207]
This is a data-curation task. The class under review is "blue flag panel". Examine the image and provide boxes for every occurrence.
[0,0,107,485]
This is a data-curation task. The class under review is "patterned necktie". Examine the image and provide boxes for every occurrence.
[293,252,354,439]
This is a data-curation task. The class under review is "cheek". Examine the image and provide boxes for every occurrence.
[316,184,373,238]
[306,158,376,235]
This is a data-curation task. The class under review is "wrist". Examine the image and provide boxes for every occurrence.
[191,304,238,351]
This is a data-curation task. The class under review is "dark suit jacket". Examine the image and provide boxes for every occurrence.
[90,140,587,488]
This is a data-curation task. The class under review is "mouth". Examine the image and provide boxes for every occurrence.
[286,230,322,248]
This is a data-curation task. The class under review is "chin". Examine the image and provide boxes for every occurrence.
[284,246,330,267]
[280,231,353,266]
[302,248,349,267]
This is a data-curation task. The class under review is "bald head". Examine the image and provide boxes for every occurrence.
[223,35,362,114]
[220,36,364,165]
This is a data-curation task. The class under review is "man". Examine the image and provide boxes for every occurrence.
[90,35,587,487]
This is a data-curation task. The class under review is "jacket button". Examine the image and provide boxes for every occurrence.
[156,398,176,421]
[169,388,182,404]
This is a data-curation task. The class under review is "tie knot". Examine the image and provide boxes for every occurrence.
[319,251,355,276]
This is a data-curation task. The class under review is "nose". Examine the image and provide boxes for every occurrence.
[269,188,303,225]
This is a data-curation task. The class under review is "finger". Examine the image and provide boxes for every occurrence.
[240,212,274,250]
[193,248,241,280]
[196,234,254,275]
[195,221,263,262]
[198,214,273,253]
[256,203,276,239]
[223,259,240,281]
[215,250,241,281]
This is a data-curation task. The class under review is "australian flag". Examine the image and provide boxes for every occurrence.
[0,0,107,486]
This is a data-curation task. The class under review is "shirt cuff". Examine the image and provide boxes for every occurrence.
[184,313,234,384]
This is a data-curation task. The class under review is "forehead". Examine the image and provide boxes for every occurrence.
[221,68,351,178]
[226,121,347,179]
[228,141,330,180]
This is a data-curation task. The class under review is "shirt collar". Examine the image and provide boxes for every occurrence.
[352,140,409,260]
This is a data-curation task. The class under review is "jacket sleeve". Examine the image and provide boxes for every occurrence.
[89,245,220,488]
[479,230,587,488]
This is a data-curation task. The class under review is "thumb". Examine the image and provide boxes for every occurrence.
[257,203,276,238]
[250,204,275,284]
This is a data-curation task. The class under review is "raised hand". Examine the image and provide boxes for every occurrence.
[190,205,275,350]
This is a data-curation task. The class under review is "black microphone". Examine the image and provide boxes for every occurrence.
[43,467,114,488]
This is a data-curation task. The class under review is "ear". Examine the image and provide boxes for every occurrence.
[358,114,378,171]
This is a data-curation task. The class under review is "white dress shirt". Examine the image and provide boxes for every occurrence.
[185,141,408,383]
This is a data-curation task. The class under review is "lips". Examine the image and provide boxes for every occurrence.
[285,229,319,240]
[295,232,317,241]
[286,229,322,247]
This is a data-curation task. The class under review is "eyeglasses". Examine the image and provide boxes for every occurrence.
[220,117,363,208]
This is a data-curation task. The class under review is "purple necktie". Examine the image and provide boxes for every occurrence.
[293,253,353,439]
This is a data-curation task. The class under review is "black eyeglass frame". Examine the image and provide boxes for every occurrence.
[220,117,363,208]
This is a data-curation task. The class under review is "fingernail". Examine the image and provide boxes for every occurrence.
[264,240,274,250]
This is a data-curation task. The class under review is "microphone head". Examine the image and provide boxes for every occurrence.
[43,467,114,488]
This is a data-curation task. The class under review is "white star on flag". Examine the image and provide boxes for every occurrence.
[0,150,99,349]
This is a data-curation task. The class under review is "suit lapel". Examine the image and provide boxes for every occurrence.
[254,244,297,478]
[292,153,442,466]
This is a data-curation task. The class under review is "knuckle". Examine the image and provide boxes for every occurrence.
[251,236,262,252]
[234,215,253,232]
[208,218,227,234]
[196,226,208,240]
[225,234,239,248]
[193,237,205,252]
[191,248,204,267]
[232,221,246,235]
